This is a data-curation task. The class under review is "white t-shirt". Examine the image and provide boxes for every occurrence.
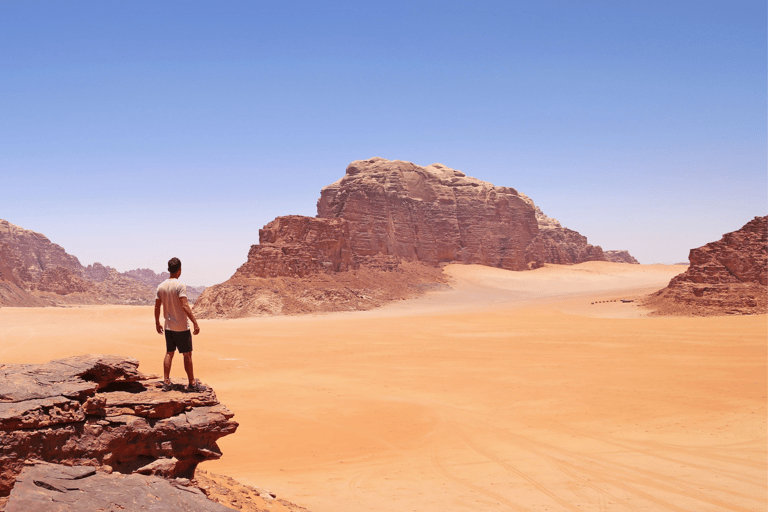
[156,278,189,332]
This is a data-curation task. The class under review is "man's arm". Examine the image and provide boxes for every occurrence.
[154,298,164,334]
[180,297,200,335]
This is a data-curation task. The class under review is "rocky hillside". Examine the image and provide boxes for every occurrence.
[196,158,635,318]
[645,216,767,315]
[0,219,203,306]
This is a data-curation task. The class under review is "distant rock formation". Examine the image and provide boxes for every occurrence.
[122,267,171,287]
[196,158,632,318]
[315,158,611,270]
[645,216,767,315]
[0,219,204,306]
[604,250,640,264]
[0,355,238,498]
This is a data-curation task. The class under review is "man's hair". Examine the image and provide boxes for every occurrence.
[168,257,181,274]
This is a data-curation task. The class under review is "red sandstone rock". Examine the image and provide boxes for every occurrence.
[0,219,164,306]
[645,216,767,315]
[524,227,605,268]
[603,250,640,264]
[196,157,624,318]
[0,355,238,496]
[246,215,356,277]
[317,158,540,270]
[5,462,235,512]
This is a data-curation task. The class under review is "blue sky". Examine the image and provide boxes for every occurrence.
[1,1,765,285]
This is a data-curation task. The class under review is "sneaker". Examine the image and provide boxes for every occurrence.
[161,381,173,392]
[187,379,206,392]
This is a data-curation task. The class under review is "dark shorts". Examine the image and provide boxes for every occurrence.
[165,329,193,354]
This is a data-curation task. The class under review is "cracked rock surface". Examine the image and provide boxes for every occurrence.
[0,354,238,497]
[5,461,234,512]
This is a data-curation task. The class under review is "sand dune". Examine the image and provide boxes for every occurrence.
[0,262,764,511]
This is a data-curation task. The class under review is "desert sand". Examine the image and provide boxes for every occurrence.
[1,262,765,511]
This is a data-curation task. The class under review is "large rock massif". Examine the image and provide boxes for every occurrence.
[0,219,203,306]
[196,158,634,318]
[0,355,240,511]
[645,216,767,315]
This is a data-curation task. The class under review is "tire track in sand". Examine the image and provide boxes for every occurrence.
[455,427,584,512]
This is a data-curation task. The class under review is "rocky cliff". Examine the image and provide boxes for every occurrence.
[645,216,767,315]
[196,158,633,318]
[0,355,241,511]
[316,158,610,270]
[0,355,238,495]
[0,219,204,306]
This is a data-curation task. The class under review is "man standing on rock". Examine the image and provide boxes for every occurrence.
[154,257,202,391]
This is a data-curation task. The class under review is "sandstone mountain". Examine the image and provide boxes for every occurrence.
[645,216,767,315]
[0,219,202,306]
[195,157,635,318]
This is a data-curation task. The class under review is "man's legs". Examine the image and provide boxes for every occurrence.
[163,351,174,384]
[182,351,195,386]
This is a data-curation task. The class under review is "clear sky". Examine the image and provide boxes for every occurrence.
[1,1,765,286]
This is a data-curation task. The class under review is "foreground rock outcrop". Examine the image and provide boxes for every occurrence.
[196,158,635,318]
[0,355,238,497]
[4,461,234,512]
[0,219,204,306]
[645,216,767,315]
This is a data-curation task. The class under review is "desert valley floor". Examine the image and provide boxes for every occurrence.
[1,262,765,512]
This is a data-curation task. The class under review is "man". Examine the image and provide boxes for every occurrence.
[154,257,202,391]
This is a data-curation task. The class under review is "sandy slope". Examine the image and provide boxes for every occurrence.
[0,262,765,511]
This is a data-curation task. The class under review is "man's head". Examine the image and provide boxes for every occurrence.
[168,257,181,276]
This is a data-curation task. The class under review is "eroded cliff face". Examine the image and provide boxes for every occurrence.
[196,158,626,318]
[244,215,357,277]
[317,158,540,270]
[0,219,162,306]
[645,216,767,315]
[0,355,238,497]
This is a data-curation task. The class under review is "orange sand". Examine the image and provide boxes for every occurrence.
[1,262,765,511]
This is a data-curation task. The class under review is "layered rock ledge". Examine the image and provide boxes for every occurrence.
[645,216,767,315]
[4,461,234,512]
[0,355,238,497]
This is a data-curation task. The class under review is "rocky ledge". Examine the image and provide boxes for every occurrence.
[0,355,238,498]
[4,461,234,512]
